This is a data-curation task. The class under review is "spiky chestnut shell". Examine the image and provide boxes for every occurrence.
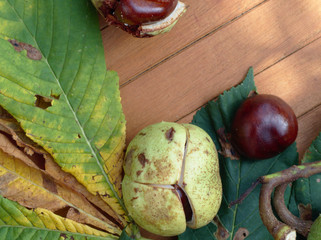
[122,122,222,236]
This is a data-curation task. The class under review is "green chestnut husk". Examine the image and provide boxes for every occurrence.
[122,122,222,236]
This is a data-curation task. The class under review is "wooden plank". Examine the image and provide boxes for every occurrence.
[179,35,321,157]
[101,0,265,83]
[254,38,321,117]
[296,104,321,160]
[120,0,321,142]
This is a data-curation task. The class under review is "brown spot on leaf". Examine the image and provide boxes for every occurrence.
[9,39,42,60]
[131,197,138,201]
[50,92,60,100]
[101,193,111,198]
[214,216,230,240]
[298,203,312,221]
[42,173,58,194]
[165,127,175,142]
[60,233,67,240]
[35,95,52,109]
[138,153,149,168]
[217,128,240,160]
[139,132,146,136]
[233,228,249,240]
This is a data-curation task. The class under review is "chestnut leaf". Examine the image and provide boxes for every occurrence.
[0,0,126,238]
[0,195,116,240]
[186,68,299,240]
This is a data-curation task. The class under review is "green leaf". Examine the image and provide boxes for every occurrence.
[291,133,321,220]
[0,0,126,224]
[0,195,117,240]
[179,222,217,240]
[308,215,321,240]
[186,68,299,240]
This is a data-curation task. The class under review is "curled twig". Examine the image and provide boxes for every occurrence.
[273,184,313,237]
[260,160,321,239]
[230,160,321,239]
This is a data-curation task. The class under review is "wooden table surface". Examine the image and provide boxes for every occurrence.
[99,1,321,238]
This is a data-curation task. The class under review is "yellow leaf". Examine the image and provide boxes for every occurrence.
[0,147,122,235]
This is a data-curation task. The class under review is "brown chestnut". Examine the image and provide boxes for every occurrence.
[230,94,298,160]
[114,0,178,25]
[175,185,193,222]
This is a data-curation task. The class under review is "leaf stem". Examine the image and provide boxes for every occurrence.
[259,160,321,239]
[259,178,296,240]
[229,177,262,207]
[273,183,313,237]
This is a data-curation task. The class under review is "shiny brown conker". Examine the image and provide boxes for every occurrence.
[230,94,298,160]
[175,185,193,222]
[114,0,178,25]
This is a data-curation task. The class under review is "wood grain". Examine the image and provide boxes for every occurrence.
[101,0,265,83]
[297,104,321,160]
[119,0,321,142]
[178,35,321,158]
[98,0,321,239]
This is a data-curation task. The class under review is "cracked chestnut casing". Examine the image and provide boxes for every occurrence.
[122,122,222,236]
[91,0,187,37]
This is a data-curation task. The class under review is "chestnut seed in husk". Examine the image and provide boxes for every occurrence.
[114,0,178,25]
[175,185,193,222]
[122,122,222,236]
[230,94,298,160]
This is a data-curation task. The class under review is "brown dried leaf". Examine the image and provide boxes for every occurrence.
[298,203,313,221]
[0,148,121,235]
[217,128,240,160]
[0,108,126,233]
[0,107,125,228]
[214,216,230,240]
[233,228,249,240]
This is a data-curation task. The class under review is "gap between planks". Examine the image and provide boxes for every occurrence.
[118,0,270,88]
[178,33,321,124]
[101,0,267,84]
[120,0,321,143]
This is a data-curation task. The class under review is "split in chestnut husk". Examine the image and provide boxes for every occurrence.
[230,94,298,160]
[122,122,222,236]
[91,0,187,37]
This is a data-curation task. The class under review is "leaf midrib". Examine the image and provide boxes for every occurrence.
[0,163,120,234]
[0,225,116,239]
[6,0,126,213]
